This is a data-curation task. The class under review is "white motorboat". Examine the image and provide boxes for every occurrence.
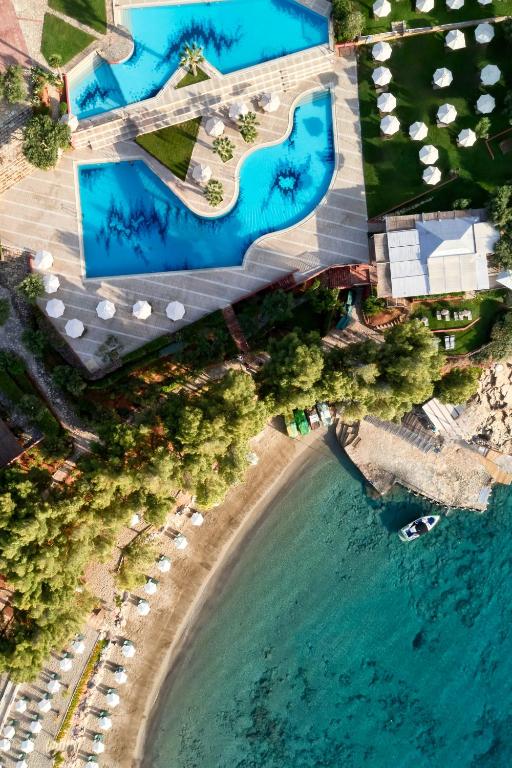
[399,515,440,541]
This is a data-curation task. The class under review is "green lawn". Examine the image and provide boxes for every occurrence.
[41,13,95,65]
[359,25,512,217]
[356,0,512,35]
[135,117,202,180]
[177,68,209,89]
[48,0,106,33]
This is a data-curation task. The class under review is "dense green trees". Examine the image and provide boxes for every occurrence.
[488,186,512,271]
[0,65,27,104]
[22,115,70,170]
[332,0,364,42]
[117,533,157,591]
[436,366,482,404]
[482,311,512,361]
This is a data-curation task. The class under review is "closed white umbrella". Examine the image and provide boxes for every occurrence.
[437,103,457,124]
[20,738,34,754]
[157,556,171,573]
[0,738,11,752]
[60,113,79,132]
[480,64,501,86]
[65,319,84,339]
[446,0,464,8]
[98,714,112,731]
[43,273,60,293]
[247,451,259,465]
[34,250,53,270]
[372,66,392,88]
[433,67,453,88]
[93,739,105,755]
[475,23,494,43]
[205,117,224,137]
[377,92,396,113]
[192,163,212,184]
[423,166,442,185]
[130,513,140,527]
[60,654,73,672]
[106,689,120,708]
[409,121,428,141]
[16,760,28,768]
[166,301,185,321]
[47,677,61,694]
[71,638,86,655]
[114,667,128,685]
[419,145,439,165]
[121,640,135,658]
[15,698,27,714]
[46,298,65,318]
[132,300,152,320]
[174,533,188,550]
[373,0,391,16]
[372,41,392,61]
[229,101,248,120]
[38,696,52,713]
[96,300,116,320]
[29,718,42,734]
[380,115,400,135]
[259,92,281,112]
[476,94,495,114]
[445,29,465,49]
[416,0,434,10]
[191,511,204,527]
[144,578,158,595]
[2,725,14,740]
[457,128,477,147]
[137,599,150,616]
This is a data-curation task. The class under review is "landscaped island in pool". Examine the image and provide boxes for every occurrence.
[78,91,334,279]
[70,0,329,119]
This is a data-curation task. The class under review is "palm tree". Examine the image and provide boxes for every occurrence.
[180,43,204,77]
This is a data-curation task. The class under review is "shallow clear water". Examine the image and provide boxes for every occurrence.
[78,91,334,278]
[69,0,328,119]
[147,441,512,767]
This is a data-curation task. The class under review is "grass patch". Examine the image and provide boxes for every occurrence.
[177,68,209,89]
[135,117,201,181]
[41,13,95,65]
[48,0,106,33]
[356,0,512,35]
[358,26,512,218]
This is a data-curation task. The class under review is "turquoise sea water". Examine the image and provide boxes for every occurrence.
[147,439,512,767]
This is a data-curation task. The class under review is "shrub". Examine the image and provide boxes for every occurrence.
[0,351,25,375]
[97,334,124,364]
[22,115,71,170]
[475,116,491,140]
[238,112,259,144]
[0,65,27,104]
[363,294,387,316]
[332,0,364,42]
[59,101,68,116]
[19,393,47,422]
[488,185,512,228]
[22,328,47,358]
[17,273,45,303]
[52,365,87,397]
[436,366,482,404]
[212,136,235,162]
[493,235,512,271]
[204,178,224,207]
[453,198,470,210]
[0,298,10,326]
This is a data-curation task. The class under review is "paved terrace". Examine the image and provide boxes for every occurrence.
[0,55,368,374]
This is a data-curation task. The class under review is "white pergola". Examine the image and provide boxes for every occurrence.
[445,29,465,49]
[377,92,396,113]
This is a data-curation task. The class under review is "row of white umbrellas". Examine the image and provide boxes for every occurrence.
[374,0,496,19]
[45,297,186,327]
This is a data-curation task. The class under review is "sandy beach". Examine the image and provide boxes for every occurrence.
[91,422,334,767]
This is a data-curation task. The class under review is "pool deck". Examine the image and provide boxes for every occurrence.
[0,54,368,374]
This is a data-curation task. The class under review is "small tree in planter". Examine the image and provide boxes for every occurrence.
[204,179,224,207]
[17,274,45,303]
[23,114,71,170]
[213,136,235,162]
[0,65,27,104]
[238,112,259,144]
[180,43,204,77]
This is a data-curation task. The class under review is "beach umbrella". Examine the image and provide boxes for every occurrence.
[475,23,494,43]
[98,714,112,731]
[433,67,453,88]
[166,301,185,321]
[377,92,396,113]
[259,92,281,112]
[446,0,463,8]
[247,451,259,465]
[409,121,428,141]
[114,667,128,685]
[437,103,457,124]
[229,101,248,120]
[157,555,171,573]
[419,145,439,165]
[106,689,120,708]
[43,273,60,293]
[380,115,400,135]
[457,128,477,147]
[372,41,392,61]
[71,638,86,655]
[60,654,73,672]
[174,533,188,551]
[65,319,84,339]
[16,761,28,768]
[144,578,158,595]
[2,725,14,740]
[96,299,116,320]
[478,0,492,5]
[416,0,434,10]
[86,759,98,768]
[205,117,224,137]
[20,738,34,754]
[445,29,465,49]
[47,677,61,694]
[29,718,42,735]
[33,250,53,271]
[132,300,152,320]
[92,737,105,755]
[121,640,136,658]
[130,513,140,527]
[14,698,27,714]
[480,64,501,86]
[60,112,79,132]
[373,0,391,16]
[46,298,65,318]
[192,163,212,184]
[422,166,442,185]
[372,66,392,88]
[0,738,11,752]
[38,696,52,713]
[191,511,204,527]
[137,599,150,617]
[476,94,495,114]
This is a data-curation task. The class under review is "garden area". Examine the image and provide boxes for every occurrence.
[135,117,201,180]
[358,24,512,217]
[411,289,508,352]
[41,13,95,65]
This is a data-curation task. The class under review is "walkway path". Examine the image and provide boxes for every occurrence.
[0,0,30,68]
[356,13,509,44]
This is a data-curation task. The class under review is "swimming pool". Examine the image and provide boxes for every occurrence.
[78,91,334,278]
[69,0,329,119]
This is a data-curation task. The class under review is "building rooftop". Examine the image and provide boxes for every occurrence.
[0,420,24,469]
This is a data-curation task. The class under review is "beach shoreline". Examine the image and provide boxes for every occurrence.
[113,423,334,767]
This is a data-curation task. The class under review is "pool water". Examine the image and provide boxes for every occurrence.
[78,91,334,278]
[69,0,329,119]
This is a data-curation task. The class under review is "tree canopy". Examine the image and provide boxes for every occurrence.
[436,366,482,405]
[22,115,70,170]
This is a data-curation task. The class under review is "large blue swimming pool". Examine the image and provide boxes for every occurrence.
[78,91,334,278]
[70,0,329,119]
